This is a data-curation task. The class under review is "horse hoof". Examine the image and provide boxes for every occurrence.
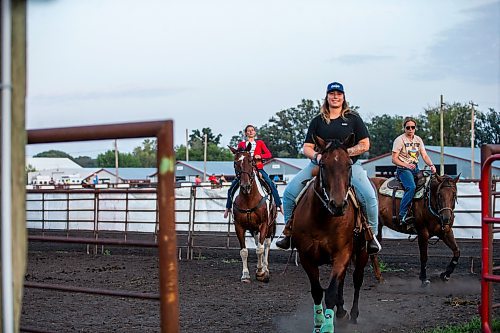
[440,272,450,281]
[421,279,431,287]
[256,272,270,283]
[241,278,251,283]
[337,311,350,322]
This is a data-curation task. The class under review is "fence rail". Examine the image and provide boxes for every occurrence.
[27,181,500,259]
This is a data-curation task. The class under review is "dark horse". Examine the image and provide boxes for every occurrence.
[371,173,460,286]
[229,144,277,283]
[290,135,369,332]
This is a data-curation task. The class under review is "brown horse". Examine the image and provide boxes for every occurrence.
[229,144,277,283]
[290,135,369,332]
[371,173,460,286]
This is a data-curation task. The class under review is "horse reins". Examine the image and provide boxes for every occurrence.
[426,176,457,226]
[233,154,271,224]
[314,157,351,215]
[234,154,257,190]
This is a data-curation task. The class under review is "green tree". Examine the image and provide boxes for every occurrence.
[133,139,157,167]
[189,128,222,145]
[175,129,232,161]
[96,150,141,167]
[258,99,321,158]
[34,150,74,159]
[74,156,97,167]
[366,114,405,157]
[25,164,36,184]
[422,102,474,147]
[475,108,500,145]
[229,133,244,148]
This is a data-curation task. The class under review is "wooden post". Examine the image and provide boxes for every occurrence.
[470,101,478,179]
[1,0,28,331]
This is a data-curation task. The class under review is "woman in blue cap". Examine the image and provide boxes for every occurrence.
[276,81,381,254]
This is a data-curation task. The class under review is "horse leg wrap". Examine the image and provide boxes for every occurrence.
[313,304,325,329]
[320,309,334,333]
[442,256,459,280]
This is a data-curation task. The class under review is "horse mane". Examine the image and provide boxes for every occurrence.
[313,134,353,155]
[322,139,349,153]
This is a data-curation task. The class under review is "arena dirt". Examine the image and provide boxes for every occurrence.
[21,238,499,332]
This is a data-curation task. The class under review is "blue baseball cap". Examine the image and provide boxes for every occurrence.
[326,82,344,94]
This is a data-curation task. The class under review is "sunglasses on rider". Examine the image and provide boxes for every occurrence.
[405,126,416,130]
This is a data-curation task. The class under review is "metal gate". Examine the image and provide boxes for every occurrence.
[480,144,500,333]
[24,121,178,333]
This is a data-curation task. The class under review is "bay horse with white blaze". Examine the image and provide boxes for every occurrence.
[290,135,369,332]
[229,144,277,283]
[371,173,460,286]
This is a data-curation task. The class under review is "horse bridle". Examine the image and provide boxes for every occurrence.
[426,176,457,226]
[234,153,257,190]
[314,153,352,215]
[233,153,269,223]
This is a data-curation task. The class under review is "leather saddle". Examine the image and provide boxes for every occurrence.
[379,170,431,200]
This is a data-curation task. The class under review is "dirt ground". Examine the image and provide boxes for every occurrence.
[21,238,499,333]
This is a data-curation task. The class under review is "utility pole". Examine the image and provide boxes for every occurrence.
[114,139,119,183]
[203,133,208,181]
[440,95,445,176]
[185,128,189,162]
[470,101,478,179]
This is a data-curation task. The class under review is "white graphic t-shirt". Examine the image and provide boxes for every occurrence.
[246,141,257,156]
[392,134,425,165]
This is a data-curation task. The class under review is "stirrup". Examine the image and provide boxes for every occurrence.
[367,237,381,255]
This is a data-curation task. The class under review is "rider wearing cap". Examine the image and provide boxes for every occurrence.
[276,81,381,255]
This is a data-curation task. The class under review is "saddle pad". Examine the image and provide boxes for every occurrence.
[378,177,425,199]
[295,177,315,204]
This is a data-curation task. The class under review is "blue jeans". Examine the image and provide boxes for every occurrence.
[396,167,419,219]
[226,169,282,209]
[282,160,378,235]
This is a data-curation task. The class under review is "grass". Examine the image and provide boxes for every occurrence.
[222,258,240,264]
[372,258,405,273]
[419,316,500,333]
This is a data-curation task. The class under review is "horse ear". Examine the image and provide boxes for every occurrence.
[228,146,237,154]
[315,136,326,150]
[343,133,356,148]
[245,142,252,151]
[453,173,461,183]
[435,173,443,182]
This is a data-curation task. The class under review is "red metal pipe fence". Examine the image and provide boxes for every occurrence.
[480,144,500,333]
[25,121,178,333]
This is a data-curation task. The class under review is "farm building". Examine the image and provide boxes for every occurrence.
[26,157,82,170]
[163,161,235,183]
[362,146,500,179]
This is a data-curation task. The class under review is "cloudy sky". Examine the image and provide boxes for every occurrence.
[26,0,499,158]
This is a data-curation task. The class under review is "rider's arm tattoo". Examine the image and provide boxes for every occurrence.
[347,141,369,157]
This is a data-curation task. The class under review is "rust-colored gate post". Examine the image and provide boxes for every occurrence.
[157,121,179,333]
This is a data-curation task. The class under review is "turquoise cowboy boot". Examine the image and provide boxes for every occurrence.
[320,309,334,333]
[313,304,324,333]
